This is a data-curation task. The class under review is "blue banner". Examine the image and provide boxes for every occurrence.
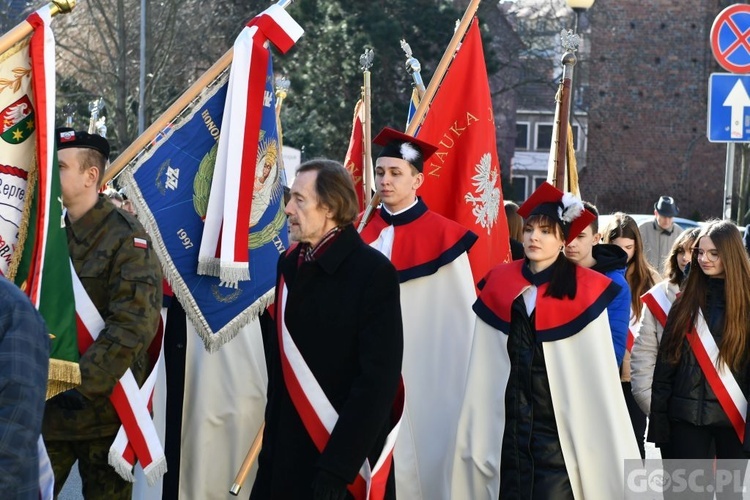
[122,60,288,351]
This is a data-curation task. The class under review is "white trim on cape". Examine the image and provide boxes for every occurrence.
[392,253,476,500]
[452,310,641,499]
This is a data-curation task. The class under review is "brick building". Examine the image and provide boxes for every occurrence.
[583,0,728,220]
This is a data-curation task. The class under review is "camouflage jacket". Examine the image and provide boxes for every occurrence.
[43,196,162,440]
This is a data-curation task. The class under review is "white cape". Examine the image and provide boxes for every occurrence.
[391,253,476,500]
[133,317,267,500]
[451,311,641,499]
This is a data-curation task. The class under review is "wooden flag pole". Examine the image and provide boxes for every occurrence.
[549,30,579,192]
[358,0,482,232]
[229,422,265,495]
[0,0,75,54]
[101,0,296,185]
[361,49,374,206]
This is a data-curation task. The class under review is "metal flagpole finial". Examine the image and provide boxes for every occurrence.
[400,39,412,58]
[401,39,422,75]
[360,49,374,72]
[88,98,104,135]
[95,116,107,138]
[560,29,581,54]
[275,75,290,100]
[401,39,425,94]
[62,103,76,128]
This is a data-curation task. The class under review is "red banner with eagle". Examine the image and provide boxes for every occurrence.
[415,18,510,284]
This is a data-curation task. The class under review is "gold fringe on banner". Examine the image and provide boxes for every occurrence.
[46,358,81,400]
[566,121,580,198]
[6,107,36,282]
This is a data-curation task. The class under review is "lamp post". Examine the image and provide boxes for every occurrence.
[566,0,595,107]
[567,0,595,33]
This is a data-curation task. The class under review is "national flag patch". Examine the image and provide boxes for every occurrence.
[134,237,148,249]
[59,130,76,143]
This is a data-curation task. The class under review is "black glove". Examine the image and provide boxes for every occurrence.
[49,389,88,410]
[311,469,348,500]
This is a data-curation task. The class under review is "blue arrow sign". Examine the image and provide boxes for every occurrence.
[708,73,750,142]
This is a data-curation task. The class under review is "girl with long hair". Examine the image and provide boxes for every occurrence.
[631,227,700,417]
[453,183,640,498]
[601,212,660,459]
[648,221,750,497]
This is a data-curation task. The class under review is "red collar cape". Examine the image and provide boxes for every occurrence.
[473,259,621,342]
[359,198,478,283]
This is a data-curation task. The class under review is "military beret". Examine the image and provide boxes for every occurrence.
[55,127,110,159]
[373,126,438,173]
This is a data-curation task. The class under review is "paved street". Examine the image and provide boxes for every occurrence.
[57,463,82,500]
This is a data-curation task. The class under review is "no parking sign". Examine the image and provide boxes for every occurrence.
[711,4,750,73]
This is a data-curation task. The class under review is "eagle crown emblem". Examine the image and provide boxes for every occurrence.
[464,152,500,234]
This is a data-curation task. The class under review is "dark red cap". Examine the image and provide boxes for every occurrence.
[373,127,438,172]
[517,182,595,244]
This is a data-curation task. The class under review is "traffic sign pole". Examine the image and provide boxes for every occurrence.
[724,143,735,220]
[710,4,750,222]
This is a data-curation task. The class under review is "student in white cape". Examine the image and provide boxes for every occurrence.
[360,127,478,500]
[451,182,641,499]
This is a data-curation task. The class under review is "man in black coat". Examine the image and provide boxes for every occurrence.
[251,159,404,500]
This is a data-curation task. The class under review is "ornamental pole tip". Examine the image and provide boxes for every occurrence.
[360,48,374,72]
[560,29,581,53]
[51,0,75,15]
[275,75,290,100]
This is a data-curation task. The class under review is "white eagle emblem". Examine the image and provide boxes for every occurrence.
[464,153,500,234]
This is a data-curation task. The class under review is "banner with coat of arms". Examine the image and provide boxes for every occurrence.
[121,7,303,350]
[0,49,35,273]
[1,7,79,393]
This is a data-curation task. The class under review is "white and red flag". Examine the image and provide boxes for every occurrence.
[343,99,367,213]
[197,5,303,283]
[415,18,510,284]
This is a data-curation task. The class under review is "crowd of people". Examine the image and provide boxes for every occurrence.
[5,124,750,500]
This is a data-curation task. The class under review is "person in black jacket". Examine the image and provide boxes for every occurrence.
[453,182,640,499]
[649,220,750,499]
[251,159,403,500]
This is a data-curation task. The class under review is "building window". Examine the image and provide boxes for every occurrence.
[536,123,553,150]
[511,176,527,202]
[515,123,529,150]
[533,176,547,191]
[535,123,582,151]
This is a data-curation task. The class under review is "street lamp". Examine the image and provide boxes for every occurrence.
[566,0,595,34]
[565,0,595,110]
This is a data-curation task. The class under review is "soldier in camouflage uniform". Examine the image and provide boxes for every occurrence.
[43,129,162,499]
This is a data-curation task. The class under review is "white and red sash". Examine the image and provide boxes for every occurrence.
[197,5,303,282]
[276,280,403,499]
[70,261,167,485]
[641,283,672,329]
[626,307,642,353]
[687,311,747,441]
